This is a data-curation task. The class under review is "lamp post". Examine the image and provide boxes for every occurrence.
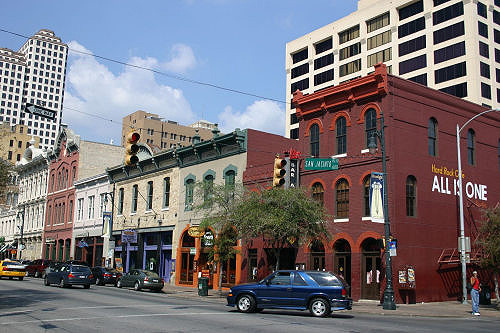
[16,207,25,260]
[103,183,116,268]
[456,108,500,304]
[368,109,396,310]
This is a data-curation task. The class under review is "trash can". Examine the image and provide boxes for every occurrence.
[479,285,491,305]
[198,277,209,296]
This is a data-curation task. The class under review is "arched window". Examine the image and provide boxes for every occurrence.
[336,117,347,154]
[310,123,320,157]
[467,129,475,165]
[428,117,438,156]
[311,182,324,206]
[185,179,195,210]
[225,170,236,200]
[131,184,138,213]
[335,179,349,218]
[363,176,370,217]
[204,174,214,202]
[365,108,377,148]
[406,175,417,217]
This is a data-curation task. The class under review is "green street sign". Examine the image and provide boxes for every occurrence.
[304,158,339,170]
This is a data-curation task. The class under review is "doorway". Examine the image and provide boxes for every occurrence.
[310,240,325,271]
[361,238,381,300]
[333,239,351,288]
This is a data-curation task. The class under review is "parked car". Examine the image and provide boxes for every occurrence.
[91,267,122,286]
[116,269,164,292]
[26,259,53,278]
[44,264,93,288]
[0,259,26,280]
[42,261,64,279]
[227,270,352,317]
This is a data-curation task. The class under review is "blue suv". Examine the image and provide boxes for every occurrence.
[227,270,352,317]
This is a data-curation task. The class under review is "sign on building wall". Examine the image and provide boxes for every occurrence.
[121,229,137,243]
[102,212,112,237]
[430,164,488,202]
[369,172,384,223]
[286,158,299,188]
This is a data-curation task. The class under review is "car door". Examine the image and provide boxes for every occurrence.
[121,271,131,287]
[289,272,311,307]
[259,272,293,306]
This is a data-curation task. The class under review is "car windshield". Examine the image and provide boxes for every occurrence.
[72,266,91,273]
[105,268,120,273]
[307,272,343,287]
[3,261,23,266]
[144,271,159,278]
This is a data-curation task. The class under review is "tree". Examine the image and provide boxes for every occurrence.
[477,203,500,302]
[231,187,331,270]
[0,158,12,199]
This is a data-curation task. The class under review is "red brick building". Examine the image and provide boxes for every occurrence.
[241,64,500,303]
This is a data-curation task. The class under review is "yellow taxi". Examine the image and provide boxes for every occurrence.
[0,260,26,280]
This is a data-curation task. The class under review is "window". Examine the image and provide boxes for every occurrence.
[118,188,124,215]
[428,118,438,156]
[365,108,377,147]
[479,42,490,59]
[339,25,360,44]
[480,62,490,79]
[315,38,332,54]
[131,185,138,213]
[290,128,299,139]
[88,195,95,219]
[439,82,467,98]
[399,0,423,20]
[185,179,195,210]
[433,0,450,5]
[363,176,370,217]
[367,30,391,50]
[399,54,426,75]
[339,59,361,77]
[225,170,236,200]
[204,174,214,202]
[335,179,349,218]
[497,10,500,25]
[406,176,417,217]
[47,205,52,226]
[339,43,361,60]
[310,124,320,157]
[399,36,426,57]
[479,22,488,38]
[99,194,105,217]
[291,63,309,79]
[478,2,487,18]
[311,182,324,206]
[68,201,73,222]
[434,62,466,84]
[481,82,491,99]
[433,2,463,25]
[433,21,465,45]
[434,41,465,64]
[290,78,309,92]
[336,117,347,154]
[163,177,170,208]
[314,69,334,85]
[77,198,83,220]
[467,129,475,165]
[144,181,153,211]
[367,12,389,33]
[290,113,298,125]
[496,49,500,63]
[408,73,427,85]
[314,53,334,70]
[367,48,391,67]
[495,30,500,43]
[292,48,308,64]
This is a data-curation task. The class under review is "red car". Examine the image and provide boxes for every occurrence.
[26,259,53,278]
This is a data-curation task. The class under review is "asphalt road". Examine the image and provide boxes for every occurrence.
[1,277,499,333]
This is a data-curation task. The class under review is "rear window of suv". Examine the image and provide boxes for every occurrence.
[71,266,91,273]
[144,271,160,278]
[307,272,343,287]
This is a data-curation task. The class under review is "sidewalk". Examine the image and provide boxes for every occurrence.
[162,284,500,318]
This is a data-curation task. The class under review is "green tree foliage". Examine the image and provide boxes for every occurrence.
[231,187,331,270]
[477,204,500,302]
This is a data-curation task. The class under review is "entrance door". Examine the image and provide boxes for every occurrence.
[362,254,381,300]
[161,250,172,283]
[180,252,194,284]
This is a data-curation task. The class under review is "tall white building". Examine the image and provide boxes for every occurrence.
[286,0,500,138]
[0,29,68,150]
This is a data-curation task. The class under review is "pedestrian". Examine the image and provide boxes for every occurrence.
[470,271,481,316]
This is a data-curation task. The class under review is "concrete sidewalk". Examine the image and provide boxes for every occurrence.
[162,284,500,318]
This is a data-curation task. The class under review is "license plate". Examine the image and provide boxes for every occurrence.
[112,274,116,277]
[80,276,85,278]
[153,279,159,283]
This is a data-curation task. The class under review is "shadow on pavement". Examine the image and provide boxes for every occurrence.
[227,309,354,319]
[0,279,59,314]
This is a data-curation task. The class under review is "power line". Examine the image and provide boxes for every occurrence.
[0,27,288,105]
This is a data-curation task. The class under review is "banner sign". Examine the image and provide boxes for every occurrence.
[121,229,137,243]
[287,158,299,188]
[304,158,339,170]
[78,240,88,248]
[369,172,384,223]
[102,212,112,237]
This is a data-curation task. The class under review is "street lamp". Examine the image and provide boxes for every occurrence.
[16,207,25,260]
[367,109,396,310]
[456,108,500,305]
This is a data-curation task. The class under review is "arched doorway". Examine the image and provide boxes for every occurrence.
[179,231,195,285]
[310,240,325,271]
[333,239,351,287]
[361,238,381,300]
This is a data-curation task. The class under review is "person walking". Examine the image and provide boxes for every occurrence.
[470,271,481,316]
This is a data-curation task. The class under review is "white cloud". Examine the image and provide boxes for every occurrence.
[161,44,197,74]
[217,100,285,135]
[63,41,195,144]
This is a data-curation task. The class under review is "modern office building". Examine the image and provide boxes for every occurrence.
[0,29,68,150]
[121,110,215,151]
[286,0,500,138]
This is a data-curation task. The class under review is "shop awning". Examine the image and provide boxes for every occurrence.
[0,242,15,253]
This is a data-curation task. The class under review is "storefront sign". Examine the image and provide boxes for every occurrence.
[202,231,214,247]
[287,158,299,188]
[190,247,196,255]
[45,238,55,244]
[431,164,488,201]
[188,226,205,238]
[369,172,384,223]
[115,258,123,273]
[304,158,339,170]
[121,229,137,243]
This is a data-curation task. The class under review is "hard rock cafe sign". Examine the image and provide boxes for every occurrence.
[188,226,205,238]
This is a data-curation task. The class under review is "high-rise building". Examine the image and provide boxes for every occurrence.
[0,29,68,150]
[122,110,215,151]
[286,0,499,138]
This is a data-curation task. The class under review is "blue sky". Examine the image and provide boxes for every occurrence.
[0,0,357,144]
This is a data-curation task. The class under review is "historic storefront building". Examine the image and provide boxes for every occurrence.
[241,64,500,303]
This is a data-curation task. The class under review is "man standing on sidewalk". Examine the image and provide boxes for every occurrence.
[471,271,481,316]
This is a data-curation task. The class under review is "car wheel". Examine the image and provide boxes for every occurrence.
[84,284,90,289]
[309,297,330,317]
[236,294,256,313]
[95,277,101,285]
[44,277,50,286]
[134,281,141,291]
[18,276,24,281]
[117,280,122,288]
[59,279,66,288]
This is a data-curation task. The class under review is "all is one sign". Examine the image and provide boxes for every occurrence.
[431,164,487,201]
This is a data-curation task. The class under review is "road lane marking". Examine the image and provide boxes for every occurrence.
[63,304,215,310]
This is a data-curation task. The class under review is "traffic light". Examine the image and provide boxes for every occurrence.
[273,155,287,187]
[124,130,140,166]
